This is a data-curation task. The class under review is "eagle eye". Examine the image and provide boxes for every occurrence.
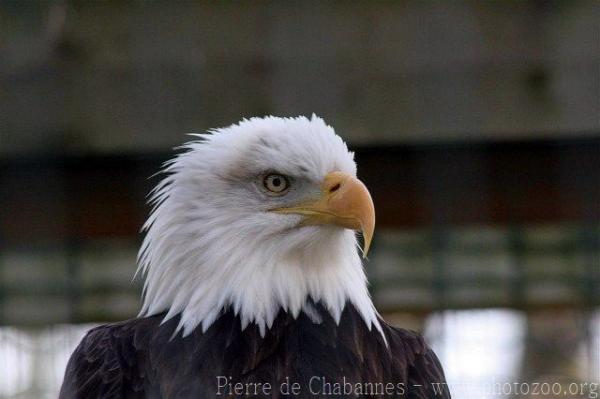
[263,173,290,195]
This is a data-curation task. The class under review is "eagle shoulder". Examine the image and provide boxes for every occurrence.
[59,316,161,399]
[383,323,451,399]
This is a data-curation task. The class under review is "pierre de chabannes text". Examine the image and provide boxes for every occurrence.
[216,376,439,396]
[216,376,600,397]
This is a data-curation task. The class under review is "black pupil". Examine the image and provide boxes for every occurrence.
[271,177,281,187]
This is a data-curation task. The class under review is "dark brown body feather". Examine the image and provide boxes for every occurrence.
[60,302,450,398]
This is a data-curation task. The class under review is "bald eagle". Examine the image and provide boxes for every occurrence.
[60,116,450,398]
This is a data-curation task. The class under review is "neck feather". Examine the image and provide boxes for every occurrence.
[137,211,383,339]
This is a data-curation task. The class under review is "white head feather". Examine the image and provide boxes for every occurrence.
[137,115,383,338]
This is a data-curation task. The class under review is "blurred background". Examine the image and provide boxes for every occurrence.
[0,2,599,398]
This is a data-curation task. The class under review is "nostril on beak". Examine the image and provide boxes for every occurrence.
[329,183,341,194]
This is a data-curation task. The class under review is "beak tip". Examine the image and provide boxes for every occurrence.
[361,224,374,259]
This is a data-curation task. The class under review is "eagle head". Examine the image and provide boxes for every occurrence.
[137,115,382,337]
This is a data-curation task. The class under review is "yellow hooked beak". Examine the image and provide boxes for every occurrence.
[272,171,375,257]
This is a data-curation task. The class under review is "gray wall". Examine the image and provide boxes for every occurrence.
[1,2,598,156]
